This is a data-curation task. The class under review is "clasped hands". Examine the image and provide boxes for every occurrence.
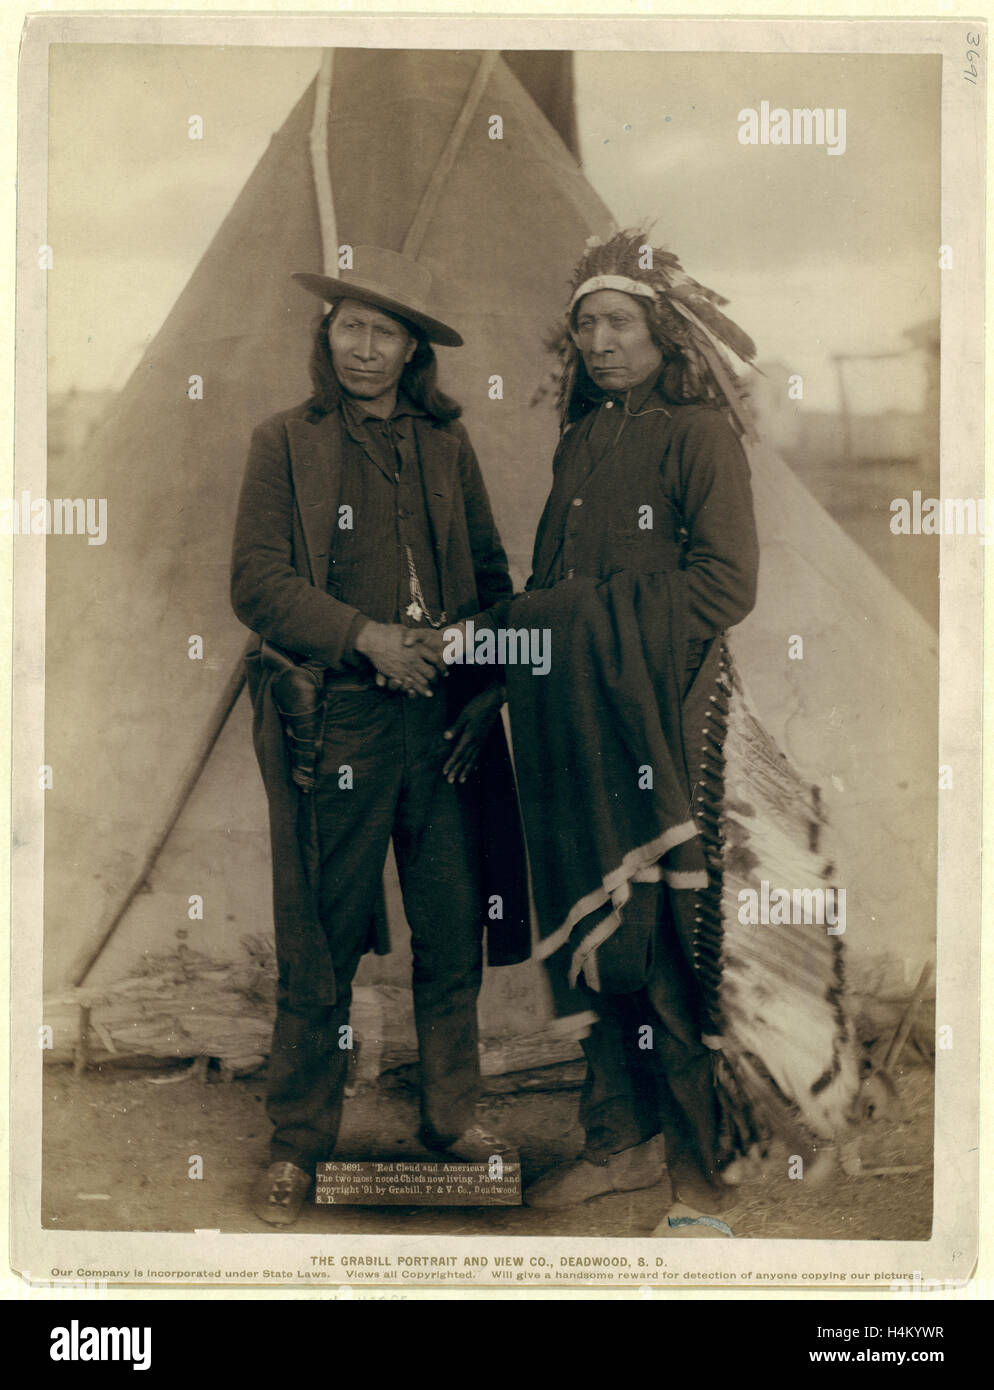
[353,620,453,698]
[353,620,501,782]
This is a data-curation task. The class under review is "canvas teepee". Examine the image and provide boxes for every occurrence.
[44,49,936,1075]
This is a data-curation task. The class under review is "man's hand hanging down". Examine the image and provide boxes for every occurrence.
[369,623,502,777]
[442,686,504,783]
[398,623,503,777]
[353,621,448,698]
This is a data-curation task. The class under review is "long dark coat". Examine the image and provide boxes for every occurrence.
[231,401,530,1008]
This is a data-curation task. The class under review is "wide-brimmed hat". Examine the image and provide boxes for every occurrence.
[292,246,463,347]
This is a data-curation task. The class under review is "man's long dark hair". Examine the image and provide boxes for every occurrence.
[307,306,462,423]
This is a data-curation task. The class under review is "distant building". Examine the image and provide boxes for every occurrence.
[903,318,940,473]
[754,326,939,627]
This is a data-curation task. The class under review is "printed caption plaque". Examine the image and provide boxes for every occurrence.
[315,1155,522,1206]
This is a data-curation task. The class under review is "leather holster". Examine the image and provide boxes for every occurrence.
[260,639,327,793]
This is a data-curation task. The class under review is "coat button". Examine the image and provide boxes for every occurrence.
[567,568,575,579]
[572,497,583,507]
[605,400,614,409]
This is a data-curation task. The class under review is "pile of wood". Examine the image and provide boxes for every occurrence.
[44,937,585,1085]
[43,928,931,1093]
[46,937,278,1076]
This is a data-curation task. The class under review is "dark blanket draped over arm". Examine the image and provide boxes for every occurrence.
[504,568,709,1001]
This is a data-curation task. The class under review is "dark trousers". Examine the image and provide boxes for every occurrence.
[266,685,484,1172]
[577,882,722,1193]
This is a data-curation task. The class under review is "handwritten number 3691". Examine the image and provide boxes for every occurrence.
[964,32,981,85]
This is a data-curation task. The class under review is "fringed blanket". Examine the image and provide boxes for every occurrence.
[503,572,861,1155]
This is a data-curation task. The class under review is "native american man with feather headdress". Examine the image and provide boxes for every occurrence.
[468,230,860,1235]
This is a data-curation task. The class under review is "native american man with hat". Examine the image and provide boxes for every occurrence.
[462,230,763,1233]
[231,247,528,1226]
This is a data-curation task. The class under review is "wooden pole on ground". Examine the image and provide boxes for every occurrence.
[72,645,253,988]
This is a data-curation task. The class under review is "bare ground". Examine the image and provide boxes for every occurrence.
[40,1057,933,1242]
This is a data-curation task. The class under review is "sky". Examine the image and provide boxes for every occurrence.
[47,45,940,413]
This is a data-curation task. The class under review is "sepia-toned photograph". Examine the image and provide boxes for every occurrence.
[9,12,984,1295]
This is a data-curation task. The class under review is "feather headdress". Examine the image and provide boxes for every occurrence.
[536,229,760,441]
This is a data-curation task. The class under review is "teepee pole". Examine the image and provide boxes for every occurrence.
[402,51,500,259]
[309,50,339,273]
[881,960,935,1072]
[72,644,253,988]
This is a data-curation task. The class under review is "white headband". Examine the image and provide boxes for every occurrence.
[569,274,658,312]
